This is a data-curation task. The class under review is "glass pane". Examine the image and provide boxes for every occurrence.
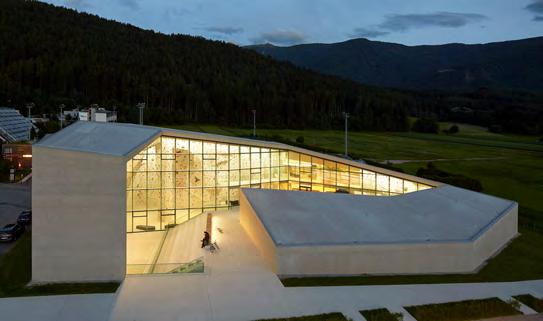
[190,172,202,187]
[147,190,161,209]
[190,140,202,154]
[176,189,189,209]
[390,177,403,194]
[376,174,389,192]
[404,180,417,193]
[162,189,175,209]
[190,189,202,208]
[175,138,189,154]
[176,171,189,188]
[161,137,175,154]
[176,154,189,171]
[363,170,376,190]
[162,172,175,188]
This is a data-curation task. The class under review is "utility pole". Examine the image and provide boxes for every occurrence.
[59,104,65,129]
[251,109,256,137]
[342,112,349,158]
[137,102,145,125]
[26,102,34,119]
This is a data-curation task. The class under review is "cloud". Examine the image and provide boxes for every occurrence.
[534,15,543,21]
[349,27,389,39]
[204,26,244,35]
[378,12,487,31]
[118,0,139,10]
[525,0,543,13]
[250,30,306,45]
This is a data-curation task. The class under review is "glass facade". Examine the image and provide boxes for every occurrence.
[126,136,432,233]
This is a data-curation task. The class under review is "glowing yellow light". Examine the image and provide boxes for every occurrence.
[22,154,32,158]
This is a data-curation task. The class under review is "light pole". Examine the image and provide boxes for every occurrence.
[26,102,34,119]
[59,104,65,129]
[342,112,349,158]
[251,109,256,137]
[137,102,145,125]
[26,103,34,141]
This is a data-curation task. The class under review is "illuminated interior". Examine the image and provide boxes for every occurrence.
[126,136,431,233]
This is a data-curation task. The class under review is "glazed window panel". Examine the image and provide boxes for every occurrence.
[404,180,417,193]
[175,154,189,171]
[162,172,175,189]
[162,137,175,154]
[127,135,434,232]
[363,171,376,190]
[390,177,404,194]
[175,138,189,154]
[376,174,389,192]
[190,140,202,154]
[251,152,260,169]
[203,142,215,154]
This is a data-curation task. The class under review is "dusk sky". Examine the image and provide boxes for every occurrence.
[46,0,543,46]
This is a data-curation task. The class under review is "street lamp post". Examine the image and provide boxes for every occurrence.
[342,112,349,158]
[137,102,145,125]
[59,104,65,129]
[251,109,256,137]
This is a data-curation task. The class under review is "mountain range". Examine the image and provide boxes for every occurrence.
[248,37,543,92]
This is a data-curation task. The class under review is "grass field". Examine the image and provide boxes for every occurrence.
[405,297,521,321]
[0,233,119,298]
[255,313,349,321]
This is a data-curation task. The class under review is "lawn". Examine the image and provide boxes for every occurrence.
[360,308,402,321]
[405,298,521,321]
[255,313,349,321]
[0,233,119,298]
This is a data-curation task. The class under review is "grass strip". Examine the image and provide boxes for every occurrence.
[360,308,402,321]
[255,312,349,321]
[513,294,543,312]
[0,232,119,298]
[405,297,521,321]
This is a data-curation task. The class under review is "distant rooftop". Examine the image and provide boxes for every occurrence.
[242,186,516,246]
[0,108,32,143]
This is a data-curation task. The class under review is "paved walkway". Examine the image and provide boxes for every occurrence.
[1,210,542,321]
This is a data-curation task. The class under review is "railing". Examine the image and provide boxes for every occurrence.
[127,257,204,275]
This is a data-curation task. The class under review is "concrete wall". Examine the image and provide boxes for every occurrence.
[239,192,279,273]
[32,146,126,283]
[241,194,518,277]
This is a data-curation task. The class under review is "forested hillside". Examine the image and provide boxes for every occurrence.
[0,0,416,131]
[249,37,543,92]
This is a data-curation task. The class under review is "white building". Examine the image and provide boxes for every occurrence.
[78,106,117,122]
[31,121,518,283]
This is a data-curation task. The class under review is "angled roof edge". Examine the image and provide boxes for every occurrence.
[35,121,441,186]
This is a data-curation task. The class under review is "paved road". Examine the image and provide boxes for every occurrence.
[0,180,31,255]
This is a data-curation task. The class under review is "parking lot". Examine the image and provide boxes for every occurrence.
[0,180,31,256]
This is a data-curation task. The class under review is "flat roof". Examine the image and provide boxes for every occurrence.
[242,186,516,246]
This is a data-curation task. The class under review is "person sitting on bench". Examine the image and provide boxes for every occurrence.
[201,231,210,248]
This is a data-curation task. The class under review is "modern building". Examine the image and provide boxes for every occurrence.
[31,121,517,283]
[0,107,33,143]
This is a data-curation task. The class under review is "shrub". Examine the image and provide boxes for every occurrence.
[416,162,483,192]
[488,124,503,133]
[412,118,439,133]
[444,124,459,134]
[296,136,305,144]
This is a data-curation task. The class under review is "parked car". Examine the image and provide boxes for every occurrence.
[17,210,32,225]
[0,223,25,242]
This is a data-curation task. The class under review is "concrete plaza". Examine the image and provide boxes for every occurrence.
[0,211,542,321]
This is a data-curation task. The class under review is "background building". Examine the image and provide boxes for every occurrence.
[78,105,117,122]
[0,107,33,143]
